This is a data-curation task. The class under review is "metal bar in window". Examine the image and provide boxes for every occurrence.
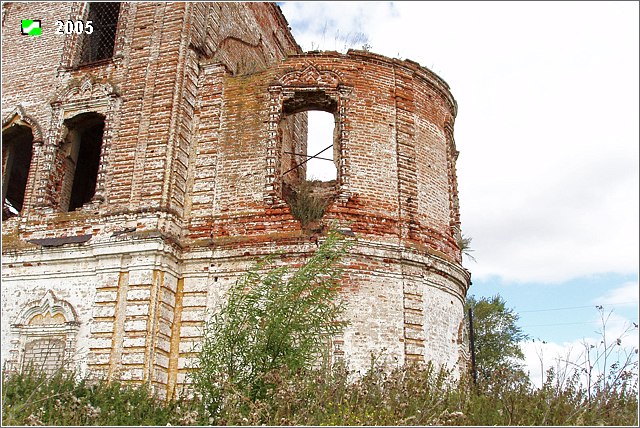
[282,144,333,176]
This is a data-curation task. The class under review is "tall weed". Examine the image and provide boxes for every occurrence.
[1,367,205,426]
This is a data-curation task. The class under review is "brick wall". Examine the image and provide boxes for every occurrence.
[184,51,461,262]
[2,2,470,398]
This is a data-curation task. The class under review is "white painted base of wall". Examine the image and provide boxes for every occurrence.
[2,236,469,396]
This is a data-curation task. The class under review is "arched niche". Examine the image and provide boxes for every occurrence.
[10,290,80,374]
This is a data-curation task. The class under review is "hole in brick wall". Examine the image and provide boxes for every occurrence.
[63,112,105,212]
[2,124,34,220]
[281,110,337,184]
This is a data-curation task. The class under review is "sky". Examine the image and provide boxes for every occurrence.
[279,1,639,386]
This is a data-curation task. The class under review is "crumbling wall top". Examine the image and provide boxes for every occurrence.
[285,49,458,117]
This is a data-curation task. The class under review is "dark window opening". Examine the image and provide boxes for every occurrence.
[64,113,105,211]
[2,124,34,220]
[78,2,121,65]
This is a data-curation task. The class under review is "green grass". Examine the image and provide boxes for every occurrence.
[3,360,637,426]
[284,179,333,228]
[1,367,206,426]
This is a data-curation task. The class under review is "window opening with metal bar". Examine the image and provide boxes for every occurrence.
[282,110,337,183]
[78,2,121,65]
[280,109,337,228]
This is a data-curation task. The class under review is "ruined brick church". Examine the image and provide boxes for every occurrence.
[1,2,471,398]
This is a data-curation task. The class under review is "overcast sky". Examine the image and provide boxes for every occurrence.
[279,1,639,384]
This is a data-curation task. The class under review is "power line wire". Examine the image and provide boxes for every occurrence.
[518,301,634,313]
[521,321,597,328]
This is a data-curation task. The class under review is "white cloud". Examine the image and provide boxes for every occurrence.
[596,281,640,308]
[280,2,393,52]
[521,311,639,389]
[306,111,337,181]
[521,319,638,388]
[281,2,640,284]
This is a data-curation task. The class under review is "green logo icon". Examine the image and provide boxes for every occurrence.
[21,20,42,36]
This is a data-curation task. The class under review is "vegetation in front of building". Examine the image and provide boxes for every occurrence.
[3,353,637,426]
[1,366,204,426]
[190,229,350,417]
[2,232,637,426]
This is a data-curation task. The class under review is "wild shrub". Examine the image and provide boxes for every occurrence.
[1,366,205,426]
[190,229,351,417]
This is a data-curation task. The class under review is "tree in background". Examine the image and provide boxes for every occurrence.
[190,230,351,416]
[466,294,529,383]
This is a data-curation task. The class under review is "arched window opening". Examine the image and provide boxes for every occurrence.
[279,103,338,228]
[78,2,121,65]
[2,124,34,220]
[62,112,105,212]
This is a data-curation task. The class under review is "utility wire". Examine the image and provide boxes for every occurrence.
[521,321,598,328]
[518,301,633,313]
[517,302,638,328]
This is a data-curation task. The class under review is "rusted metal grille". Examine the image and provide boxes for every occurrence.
[77,2,121,65]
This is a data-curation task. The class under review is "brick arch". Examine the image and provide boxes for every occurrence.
[278,63,344,89]
[2,107,41,218]
[38,77,121,210]
[282,90,339,115]
[55,76,119,113]
[2,105,43,142]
